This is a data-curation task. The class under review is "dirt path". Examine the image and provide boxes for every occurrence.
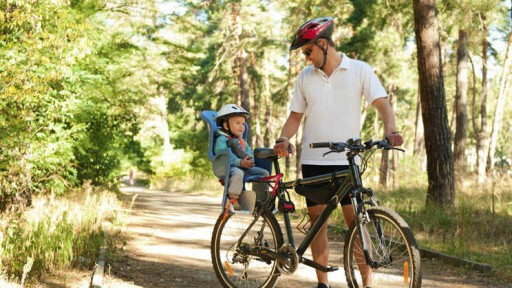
[103,187,510,288]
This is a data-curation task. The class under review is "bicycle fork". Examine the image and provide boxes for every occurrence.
[351,188,390,269]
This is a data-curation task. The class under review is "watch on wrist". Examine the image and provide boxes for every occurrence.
[275,136,288,144]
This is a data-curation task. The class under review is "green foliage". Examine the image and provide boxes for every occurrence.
[0,0,95,206]
[0,0,151,203]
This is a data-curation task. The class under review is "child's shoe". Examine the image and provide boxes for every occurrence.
[229,198,242,210]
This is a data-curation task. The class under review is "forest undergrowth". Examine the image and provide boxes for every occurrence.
[0,183,126,286]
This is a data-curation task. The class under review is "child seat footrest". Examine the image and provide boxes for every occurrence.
[224,190,256,214]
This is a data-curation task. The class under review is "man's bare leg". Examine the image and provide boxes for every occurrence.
[308,204,329,286]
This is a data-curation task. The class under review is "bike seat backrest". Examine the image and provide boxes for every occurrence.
[201,110,248,158]
[201,110,272,177]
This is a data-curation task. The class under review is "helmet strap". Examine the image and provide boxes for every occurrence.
[222,121,236,137]
[317,41,328,70]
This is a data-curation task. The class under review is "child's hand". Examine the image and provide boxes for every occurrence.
[241,156,254,168]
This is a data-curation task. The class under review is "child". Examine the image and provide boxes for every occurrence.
[214,104,269,210]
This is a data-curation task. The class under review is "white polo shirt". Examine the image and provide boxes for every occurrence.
[290,53,387,165]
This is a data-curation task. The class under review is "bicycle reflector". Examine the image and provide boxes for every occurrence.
[278,200,296,213]
[225,261,234,277]
[404,261,409,283]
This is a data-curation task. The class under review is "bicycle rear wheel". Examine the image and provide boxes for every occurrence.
[344,207,421,288]
[211,210,284,288]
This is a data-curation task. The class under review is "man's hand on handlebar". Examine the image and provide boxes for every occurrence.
[385,131,404,147]
[273,137,295,157]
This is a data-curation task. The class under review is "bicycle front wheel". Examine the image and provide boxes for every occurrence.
[211,210,284,288]
[344,207,421,288]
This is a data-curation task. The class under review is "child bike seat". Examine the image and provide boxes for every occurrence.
[201,110,272,213]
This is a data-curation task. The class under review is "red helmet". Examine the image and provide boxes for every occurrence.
[290,17,334,50]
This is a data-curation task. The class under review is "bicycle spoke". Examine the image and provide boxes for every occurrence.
[345,207,421,288]
[212,211,283,288]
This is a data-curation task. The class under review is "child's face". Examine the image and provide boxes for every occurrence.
[224,115,246,137]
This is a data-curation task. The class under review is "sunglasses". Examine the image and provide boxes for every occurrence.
[303,45,314,57]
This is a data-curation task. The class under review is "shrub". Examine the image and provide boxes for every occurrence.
[0,186,123,282]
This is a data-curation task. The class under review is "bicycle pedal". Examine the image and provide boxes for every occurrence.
[326,266,338,272]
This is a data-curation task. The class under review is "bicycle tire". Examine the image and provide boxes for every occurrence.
[211,210,284,288]
[344,207,422,288]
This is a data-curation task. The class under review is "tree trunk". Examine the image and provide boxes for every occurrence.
[390,92,398,189]
[414,81,425,157]
[249,51,262,148]
[294,51,303,177]
[286,49,297,175]
[487,30,512,173]
[379,89,396,189]
[380,150,389,188]
[239,51,252,143]
[379,111,388,189]
[413,0,455,207]
[474,16,489,184]
[469,52,478,173]
[156,86,172,165]
[232,8,252,145]
[454,30,469,183]
[263,52,272,148]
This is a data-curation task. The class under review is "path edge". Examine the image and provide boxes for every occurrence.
[90,229,109,288]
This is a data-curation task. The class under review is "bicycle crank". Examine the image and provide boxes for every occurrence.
[277,244,299,274]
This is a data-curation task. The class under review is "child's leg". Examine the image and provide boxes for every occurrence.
[245,167,270,205]
[245,166,270,178]
[228,167,244,210]
[228,167,244,198]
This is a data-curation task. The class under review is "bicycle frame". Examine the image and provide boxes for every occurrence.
[212,140,421,288]
[242,148,379,272]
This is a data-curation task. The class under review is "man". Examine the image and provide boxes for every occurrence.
[273,17,403,288]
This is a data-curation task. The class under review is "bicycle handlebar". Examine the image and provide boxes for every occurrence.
[310,138,405,154]
[309,142,337,149]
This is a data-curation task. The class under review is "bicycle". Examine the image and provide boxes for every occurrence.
[211,138,422,288]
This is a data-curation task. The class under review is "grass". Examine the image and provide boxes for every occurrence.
[371,172,512,283]
[350,153,512,282]
[0,184,125,285]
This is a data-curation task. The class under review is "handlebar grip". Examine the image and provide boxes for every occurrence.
[310,142,332,149]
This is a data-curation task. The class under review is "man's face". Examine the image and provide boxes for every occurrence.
[301,40,325,68]
[302,44,315,58]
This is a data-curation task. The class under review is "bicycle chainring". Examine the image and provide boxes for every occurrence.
[277,244,299,274]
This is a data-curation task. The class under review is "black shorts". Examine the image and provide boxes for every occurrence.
[301,164,351,207]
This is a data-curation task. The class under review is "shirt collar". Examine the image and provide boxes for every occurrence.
[310,53,350,77]
[337,53,350,70]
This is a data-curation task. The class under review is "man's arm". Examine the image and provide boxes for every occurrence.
[372,97,404,146]
[274,111,303,156]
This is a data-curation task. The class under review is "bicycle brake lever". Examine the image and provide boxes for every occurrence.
[392,147,405,152]
[322,151,336,157]
[381,139,405,152]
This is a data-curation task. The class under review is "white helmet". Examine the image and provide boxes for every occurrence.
[216,104,250,126]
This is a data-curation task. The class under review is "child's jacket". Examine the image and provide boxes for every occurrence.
[214,130,254,168]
